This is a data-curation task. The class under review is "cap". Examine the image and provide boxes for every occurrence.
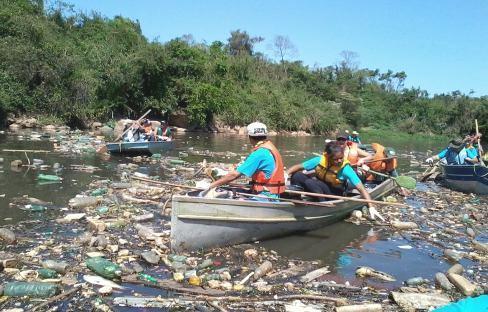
[336,133,348,141]
[448,138,464,150]
[247,122,268,137]
[352,130,358,135]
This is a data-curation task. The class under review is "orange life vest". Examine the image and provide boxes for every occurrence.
[345,142,359,166]
[250,140,285,195]
[367,143,398,181]
[315,153,350,189]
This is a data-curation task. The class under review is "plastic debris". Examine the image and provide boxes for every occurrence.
[3,282,60,298]
[86,257,122,280]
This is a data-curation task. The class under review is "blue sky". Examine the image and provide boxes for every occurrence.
[66,0,488,96]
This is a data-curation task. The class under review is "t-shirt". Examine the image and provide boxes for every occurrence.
[301,156,362,186]
[437,148,468,164]
[237,148,276,179]
[466,146,479,159]
[237,147,277,198]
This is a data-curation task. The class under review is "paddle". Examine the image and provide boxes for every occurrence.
[115,109,152,142]
[475,119,485,166]
[364,169,416,190]
[420,161,440,182]
[131,176,335,208]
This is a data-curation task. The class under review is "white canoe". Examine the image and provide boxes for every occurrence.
[170,179,397,252]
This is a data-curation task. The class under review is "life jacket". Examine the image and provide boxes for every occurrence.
[315,153,350,189]
[345,142,359,166]
[250,140,285,195]
[367,143,398,181]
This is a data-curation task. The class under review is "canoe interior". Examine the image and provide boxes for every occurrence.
[170,179,397,252]
[440,164,488,194]
[106,141,175,155]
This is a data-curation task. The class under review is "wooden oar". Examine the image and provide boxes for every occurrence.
[228,183,406,207]
[115,109,151,142]
[475,119,485,166]
[131,176,334,207]
[420,161,440,182]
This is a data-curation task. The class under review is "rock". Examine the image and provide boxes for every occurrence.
[447,264,464,275]
[390,291,451,310]
[9,123,20,130]
[405,277,429,286]
[351,210,362,219]
[435,272,454,291]
[10,160,22,168]
[447,273,477,296]
[87,219,107,233]
[131,262,144,273]
[220,281,233,291]
[92,122,103,129]
[42,125,56,131]
[466,227,476,238]
[335,304,383,312]
[0,228,16,244]
[141,251,160,265]
[300,267,330,283]
[285,300,324,312]
[100,126,113,135]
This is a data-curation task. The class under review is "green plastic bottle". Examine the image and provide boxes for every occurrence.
[138,273,158,284]
[37,174,61,181]
[91,188,107,196]
[3,282,60,298]
[86,257,122,280]
[37,268,59,279]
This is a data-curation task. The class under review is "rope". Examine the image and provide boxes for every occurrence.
[472,164,488,178]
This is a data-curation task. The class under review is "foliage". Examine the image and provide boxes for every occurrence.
[0,0,486,136]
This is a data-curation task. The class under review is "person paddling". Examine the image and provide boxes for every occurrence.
[202,122,285,200]
[426,138,468,165]
[287,141,383,221]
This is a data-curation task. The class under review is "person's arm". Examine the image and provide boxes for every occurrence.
[357,148,373,165]
[426,148,447,164]
[208,170,242,189]
[286,163,304,175]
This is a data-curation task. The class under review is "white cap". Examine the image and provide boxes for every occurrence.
[247,122,268,137]
[345,130,350,134]
[352,130,358,135]
[325,139,332,143]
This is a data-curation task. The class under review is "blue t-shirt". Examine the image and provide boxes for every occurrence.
[237,148,275,178]
[301,156,362,186]
[437,148,468,164]
[466,146,479,159]
[237,148,277,199]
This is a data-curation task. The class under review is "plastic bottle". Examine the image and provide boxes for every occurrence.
[253,261,273,281]
[91,188,107,196]
[37,268,59,279]
[168,254,187,262]
[3,282,60,298]
[26,204,47,212]
[37,174,61,181]
[138,273,158,284]
[197,259,213,270]
[69,196,98,208]
[42,260,69,274]
[86,257,122,280]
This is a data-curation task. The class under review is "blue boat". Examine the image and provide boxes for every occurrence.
[106,141,175,155]
[440,163,488,194]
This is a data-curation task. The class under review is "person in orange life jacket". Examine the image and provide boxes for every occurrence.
[286,141,383,221]
[336,134,373,167]
[202,122,285,199]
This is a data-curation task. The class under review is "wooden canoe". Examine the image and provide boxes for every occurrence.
[170,179,397,252]
[106,141,175,155]
[440,163,488,194]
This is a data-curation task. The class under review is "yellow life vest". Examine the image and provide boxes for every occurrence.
[315,153,350,188]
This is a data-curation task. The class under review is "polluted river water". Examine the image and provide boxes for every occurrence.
[0,129,486,311]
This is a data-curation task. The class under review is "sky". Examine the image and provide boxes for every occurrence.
[66,0,488,96]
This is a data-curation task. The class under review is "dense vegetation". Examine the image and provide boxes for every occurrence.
[1,0,487,135]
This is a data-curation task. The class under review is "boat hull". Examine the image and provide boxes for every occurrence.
[170,179,396,252]
[440,164,488,194]
[106,141,175,155]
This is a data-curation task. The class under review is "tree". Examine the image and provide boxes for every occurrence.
[269,35,297,62]
[339,50,359,71]
[227,29,263,56]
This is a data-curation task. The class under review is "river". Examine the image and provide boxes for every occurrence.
[0,129,481,289]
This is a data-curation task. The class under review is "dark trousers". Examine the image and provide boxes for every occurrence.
[290,172,342,201]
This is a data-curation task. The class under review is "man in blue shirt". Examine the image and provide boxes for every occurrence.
[426,138,469,165]
[202,122,285,199]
